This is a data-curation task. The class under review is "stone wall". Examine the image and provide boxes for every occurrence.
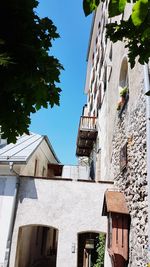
[110,88,148,266]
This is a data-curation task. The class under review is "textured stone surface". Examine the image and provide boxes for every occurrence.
[110,89,148,267]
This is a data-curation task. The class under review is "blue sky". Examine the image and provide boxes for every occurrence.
[30,0,92,164]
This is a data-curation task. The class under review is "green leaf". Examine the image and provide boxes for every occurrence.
[35,103,41,111]
[93,233,105,267]
[0,53,12,66]
[131,0,148,26]
[119,0,127,12]
[83,0,100,16]
[141,27,150,41]
[42,102,48,109]
[108,0,127,17]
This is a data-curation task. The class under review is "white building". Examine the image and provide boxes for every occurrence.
[0,132,113,267]
[0,2,149,267]
[0,132,60,267]
[76,2,149,267]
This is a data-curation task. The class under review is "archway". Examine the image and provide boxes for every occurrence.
[15,225,58,267]
[77,232,105,267]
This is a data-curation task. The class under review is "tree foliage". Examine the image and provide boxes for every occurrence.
[0,0,63,143]
[93,233,105,267]
[83,0,150,68]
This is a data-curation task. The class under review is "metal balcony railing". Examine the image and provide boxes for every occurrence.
[80,116,96,131]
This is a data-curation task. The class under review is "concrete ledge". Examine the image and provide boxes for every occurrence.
[20,176,114,184]
[20,175,73,181]
[98,180,114,184]
[77,179,95,183]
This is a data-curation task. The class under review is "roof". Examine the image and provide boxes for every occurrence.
[0,132,59,164]
[103,191,129,215]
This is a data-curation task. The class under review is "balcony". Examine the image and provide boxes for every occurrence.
[76,116,97,157]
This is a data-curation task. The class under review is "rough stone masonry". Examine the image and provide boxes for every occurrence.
[111,85,148,267]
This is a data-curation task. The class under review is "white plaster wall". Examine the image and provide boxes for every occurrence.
[9,178,113,267]
[62,165,89,180]
[0,176,17,267]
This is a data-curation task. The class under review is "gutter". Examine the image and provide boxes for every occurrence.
[143,63,150,251]
[4,163,20,267]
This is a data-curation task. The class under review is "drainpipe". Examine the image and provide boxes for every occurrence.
[143,63,150,255]
[4,163,20,267]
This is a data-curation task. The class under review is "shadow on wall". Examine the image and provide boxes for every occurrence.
[0,177,18,196]
[0,178,7,195]
[90,160,95,180]
[19,178,38,203]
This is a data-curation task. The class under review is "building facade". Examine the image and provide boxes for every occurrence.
[0,133,60,267]
[0,133,113,267]
[76,2,149,267]
[0,2,149,267]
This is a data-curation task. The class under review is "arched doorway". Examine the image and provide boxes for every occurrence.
[119,56,128,88]
[15,225,58,267]
[77,232,105,267]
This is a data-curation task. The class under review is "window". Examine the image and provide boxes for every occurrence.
[92,52,94,65]
[96,49,100,70]
[119,57,128,88]
[117,57,129,116]
[34,159,38,176]
[97,85,102,110]
[94,80,97,99]
[120,142,127,171]
[95,36,98,45]
[109,44,112,62]
[42,166,46,177]
[92,68,95,83]
[90,95,93,112]
[103,66,107,92]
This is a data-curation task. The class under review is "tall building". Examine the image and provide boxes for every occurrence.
[0,3,149,267]
[76,2,149,267]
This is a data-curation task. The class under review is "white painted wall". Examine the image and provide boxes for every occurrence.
[0,176,17,267]
[9,178,113,267]
[0,137,59,267]
[62,165,90,180]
